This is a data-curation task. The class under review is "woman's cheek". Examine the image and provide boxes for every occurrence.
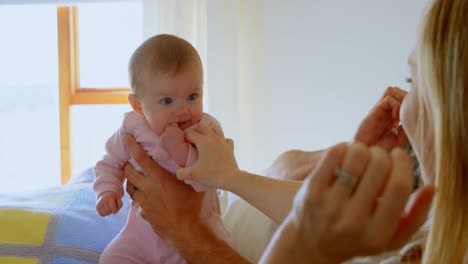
[400,89,419,140]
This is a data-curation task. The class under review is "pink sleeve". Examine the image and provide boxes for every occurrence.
[93,123,130,198]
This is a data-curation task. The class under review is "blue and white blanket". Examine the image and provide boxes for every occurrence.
[0,169,130,264]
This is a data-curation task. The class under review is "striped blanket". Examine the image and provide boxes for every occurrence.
[0,181,129,264]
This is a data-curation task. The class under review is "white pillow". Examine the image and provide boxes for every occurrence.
[220,192,278,263]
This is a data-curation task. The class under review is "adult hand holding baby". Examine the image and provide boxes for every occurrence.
[123,134,206,241]
[176,123,237,189]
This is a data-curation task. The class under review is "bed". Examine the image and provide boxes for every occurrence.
[0,168,279,264]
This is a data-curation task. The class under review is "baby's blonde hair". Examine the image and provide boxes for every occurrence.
[416,0,468,263]
[128,34,202,96]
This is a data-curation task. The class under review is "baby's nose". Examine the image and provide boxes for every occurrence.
[175,103,190,116]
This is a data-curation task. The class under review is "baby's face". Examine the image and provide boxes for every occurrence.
[138,63,203,135]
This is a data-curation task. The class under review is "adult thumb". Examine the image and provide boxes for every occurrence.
[388,184,435,249]
[176,167,194,181]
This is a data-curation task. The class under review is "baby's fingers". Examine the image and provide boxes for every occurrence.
[116,199,123,212]
[108,199,119,214]
[97,203,109,217]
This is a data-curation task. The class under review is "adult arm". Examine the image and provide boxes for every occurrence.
[224,170,301,224]
[176,125,305,224]
[176,87,412,225]
[123,134,249,264]
[263,149,323,181]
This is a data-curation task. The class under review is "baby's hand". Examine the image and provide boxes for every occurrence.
[160,123,186,151]
[96,191,122,217]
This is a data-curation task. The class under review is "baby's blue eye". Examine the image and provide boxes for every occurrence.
[187,93,198,101]
[160,98,172,105]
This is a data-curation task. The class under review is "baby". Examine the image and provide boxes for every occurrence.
[93,34,228,263]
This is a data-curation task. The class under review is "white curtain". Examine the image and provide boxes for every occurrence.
[142,0,207,75]
[142,0,271,173]
[204,0,271,173]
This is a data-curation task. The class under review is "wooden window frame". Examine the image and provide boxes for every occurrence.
[57,6,130,184]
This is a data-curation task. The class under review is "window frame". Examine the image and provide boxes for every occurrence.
[57,6,130,184]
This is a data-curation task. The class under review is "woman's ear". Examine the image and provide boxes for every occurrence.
[128,94,143,114]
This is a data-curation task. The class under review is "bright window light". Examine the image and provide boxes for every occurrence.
[0,2,143,194]
[0,4,60,194]
[78,2,143,88]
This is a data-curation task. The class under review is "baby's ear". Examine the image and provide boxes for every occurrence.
[128,94,142,114]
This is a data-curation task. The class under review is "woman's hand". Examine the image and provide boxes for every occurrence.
[261,143,435,264]
[354,87,409,151]
[122,134,205,241]
[176,123,239,189]
[123,134,249,263]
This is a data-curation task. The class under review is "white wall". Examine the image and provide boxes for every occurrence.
[206,0,429,174]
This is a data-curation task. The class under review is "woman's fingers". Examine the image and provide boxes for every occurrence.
[289,141,428,261]
[388,185,435,249]
[383,86,407,103]
[382,95,402,122]
[180,124,237,189]
[186,124,229,151]
[307,143,348,194]
[190,123,215,136]
[176,166,194,181]
[211,124,225,137]
[124,163,145,191]
[185,130,205,146]
[351,146,391,215]
[328,144,370,208]
[370,148,414,241]
[226,138,234,150]
[123,134,164,176]
[124,170,144,203]
[396,128,409,148]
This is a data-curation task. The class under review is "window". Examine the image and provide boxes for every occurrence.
[0,1,142,193]
[58,3,142,181]
[0,4,60,193]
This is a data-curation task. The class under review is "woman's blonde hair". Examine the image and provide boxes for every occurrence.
[416,0,468,262]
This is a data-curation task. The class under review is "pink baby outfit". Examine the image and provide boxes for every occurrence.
[94,111,228,264]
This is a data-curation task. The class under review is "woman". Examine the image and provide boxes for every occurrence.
[401,0,468,262]
[124,0,467,262]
